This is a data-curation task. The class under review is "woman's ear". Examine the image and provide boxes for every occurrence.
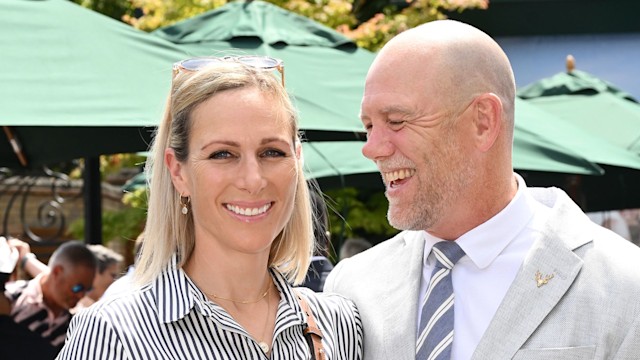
[473,93,502,152]
[165,148,189,196]
[295,140,304,165]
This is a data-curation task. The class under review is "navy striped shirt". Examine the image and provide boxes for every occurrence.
[56,256,363,359]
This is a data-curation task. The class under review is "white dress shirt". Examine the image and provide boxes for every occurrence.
[418,174,552,360]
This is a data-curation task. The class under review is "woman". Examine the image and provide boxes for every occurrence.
[73,244,123,311]
[57,57,363,359]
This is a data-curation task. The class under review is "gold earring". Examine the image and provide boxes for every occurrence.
[180,194,190,215]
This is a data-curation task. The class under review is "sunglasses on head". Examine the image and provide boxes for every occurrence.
[172,55,285,87]
[71,283,92,294]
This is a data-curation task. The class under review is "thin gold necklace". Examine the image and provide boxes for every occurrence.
[207,278,271,304]
[257,285,272,354]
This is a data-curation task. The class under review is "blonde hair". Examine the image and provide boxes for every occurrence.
[135,61,314,286]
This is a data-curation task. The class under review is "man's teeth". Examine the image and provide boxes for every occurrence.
[384,169,415,183]
[226,203,271,216]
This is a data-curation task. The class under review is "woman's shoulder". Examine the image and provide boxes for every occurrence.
[75,283,153,321]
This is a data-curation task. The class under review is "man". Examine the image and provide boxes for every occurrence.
[0,237,59,359]
[324,20,640,360]
[4,240,96,353]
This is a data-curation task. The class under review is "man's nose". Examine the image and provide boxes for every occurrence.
[362,126,394,161]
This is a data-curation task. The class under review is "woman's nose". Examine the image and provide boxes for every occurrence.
[236,157,267,194]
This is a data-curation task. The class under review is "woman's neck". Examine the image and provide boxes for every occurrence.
[182,240,272,304]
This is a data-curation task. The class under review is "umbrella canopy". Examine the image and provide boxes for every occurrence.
[0,0,187,168]
[151,0,607,178]
[518,69,640,211]
[152,0,371,139]
[515,98,640,170]
[518,69,640,154]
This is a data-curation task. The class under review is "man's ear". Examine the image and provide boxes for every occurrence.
[472,93,502,152]
[51,264,64,278]
[165,148,189,196]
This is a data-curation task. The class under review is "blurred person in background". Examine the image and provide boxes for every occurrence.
[73,244,123,311]
[4,240,95,355]
[102,232,144,299]
[338,238,372,262]
[0,236,59,359]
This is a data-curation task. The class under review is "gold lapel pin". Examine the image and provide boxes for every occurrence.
[535,271,554,288]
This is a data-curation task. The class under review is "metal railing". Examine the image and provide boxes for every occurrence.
[0,167,77,242]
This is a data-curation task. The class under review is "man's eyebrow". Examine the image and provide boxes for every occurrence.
[361,105,413,121]
[380,105,412,115]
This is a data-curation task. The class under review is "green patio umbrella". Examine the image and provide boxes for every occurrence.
[151,0,607,176]
[0,0,187,169]
[0,0,187,243]
[518,69,640,154]
[515,98,640,170]
[518,68,640,211]
[152,0,371,140]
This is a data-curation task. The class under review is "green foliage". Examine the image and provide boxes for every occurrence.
[68,187,148,244]
[123,0,228,31]
[324,187,398,242]
[341,0,488,51]
[71,0,134,21]
[68,154,146,180]
[81,0,487,52]
[270,0,357,29]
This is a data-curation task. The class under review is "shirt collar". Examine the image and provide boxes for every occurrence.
[154,254,194,323]
[153,254,306,326]
[423,173,536,269]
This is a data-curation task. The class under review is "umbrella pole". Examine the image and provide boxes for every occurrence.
[2,126,28,167]
[83,156,103,245]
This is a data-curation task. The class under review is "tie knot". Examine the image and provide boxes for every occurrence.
[432,241,466,270]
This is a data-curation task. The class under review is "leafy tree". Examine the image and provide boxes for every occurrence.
[72,0,133,22]
[341,0,488,50]
[79,0,487,51]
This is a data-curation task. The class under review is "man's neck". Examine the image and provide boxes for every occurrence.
[39,274,64,316]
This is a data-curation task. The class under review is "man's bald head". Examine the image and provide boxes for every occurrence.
[370,20,516,127]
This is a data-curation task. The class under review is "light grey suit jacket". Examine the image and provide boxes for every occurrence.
[325,187,640,360]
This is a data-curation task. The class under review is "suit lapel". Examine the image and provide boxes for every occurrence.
[472,191,591,359]
[380,231,426,360]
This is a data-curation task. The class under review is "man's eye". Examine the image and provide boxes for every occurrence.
[388,120,405,129]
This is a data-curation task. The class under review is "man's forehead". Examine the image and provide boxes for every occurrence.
[63,264,96,277]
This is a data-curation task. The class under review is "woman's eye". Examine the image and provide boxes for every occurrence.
[262,149,286,157]
[209,150,232,159]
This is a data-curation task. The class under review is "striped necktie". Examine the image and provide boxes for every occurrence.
[416,241,466,360]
